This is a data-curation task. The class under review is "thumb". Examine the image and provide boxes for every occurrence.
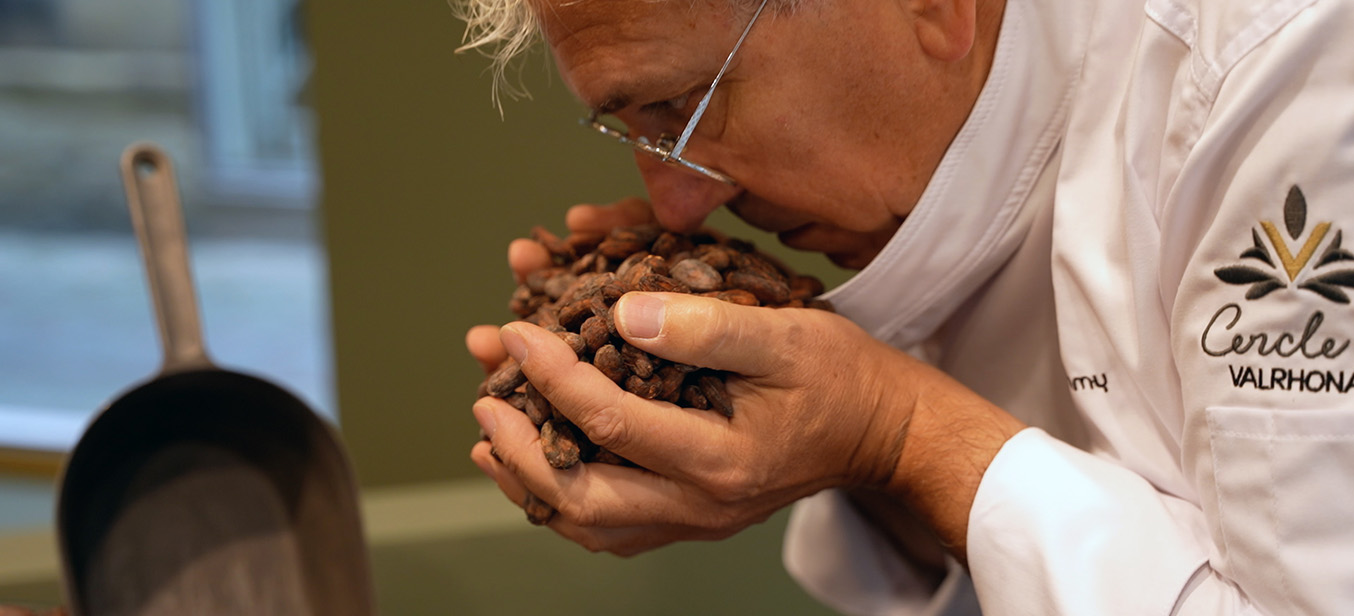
[613,292,789,376]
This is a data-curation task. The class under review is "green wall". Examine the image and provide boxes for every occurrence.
[309,0,847,487]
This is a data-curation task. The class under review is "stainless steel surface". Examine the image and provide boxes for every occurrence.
[55,143,373,616]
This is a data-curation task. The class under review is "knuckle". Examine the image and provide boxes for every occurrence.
[706,467,755,503]
[575,395,631,451]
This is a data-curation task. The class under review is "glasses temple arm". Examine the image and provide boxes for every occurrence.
[670,0,770,158]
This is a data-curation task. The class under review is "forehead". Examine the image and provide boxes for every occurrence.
[535,0,739,110]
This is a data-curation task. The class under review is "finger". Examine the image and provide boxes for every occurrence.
[466,324,508,374]
[508,237,553,284]
[612,292,809,377]
[498,321,731,477]
[477,394,733,531]
[474,431,742,554]
[565,196,654,233]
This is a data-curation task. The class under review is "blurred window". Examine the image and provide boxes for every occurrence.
[0,0,332,463]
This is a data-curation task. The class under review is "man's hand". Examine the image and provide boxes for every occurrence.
[469,291,927,555]
[505,197,655,283]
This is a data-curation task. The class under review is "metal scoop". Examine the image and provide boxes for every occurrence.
[55,143,374,616]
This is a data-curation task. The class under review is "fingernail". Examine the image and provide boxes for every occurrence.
[473,401,498,439]
[618,293,665,339]
[501,324,528,363]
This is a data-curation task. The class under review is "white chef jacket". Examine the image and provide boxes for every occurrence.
[782,0,1354,613]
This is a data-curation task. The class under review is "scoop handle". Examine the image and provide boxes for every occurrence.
[120,143,212,373]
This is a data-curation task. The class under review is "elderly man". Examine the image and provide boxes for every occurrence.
[458,0,1354,613]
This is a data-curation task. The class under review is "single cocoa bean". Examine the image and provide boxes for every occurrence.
[620,343,656,379]
[557,298,594,330]
[615,251,651,281]
[681,383,710,410]
[486,359,527,398]
[579,315,610,352]
[624,374,663,399]
[789,274,826,300]
[713,288,760,306]
[650,231,693,259]
[694,244,735,271]
[635,273,691,294]
[598,235,648,259]
[725,269,791,305]
[558,330,588,356]
[670,258,723,292]
[532,225,576,261]
[524,383,551,426]
[593,344,628,383]
[543,272,577,300]
[697,372,735,418]
[523,491,555,525]
[540,419,582,469]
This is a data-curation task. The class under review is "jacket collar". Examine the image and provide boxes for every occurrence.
[823,0,1092,349]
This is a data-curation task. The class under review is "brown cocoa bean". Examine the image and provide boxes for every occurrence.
[635,273,691,294]
[532,225,575,261]
[697,372,735,418]
[509,285,536,317]
[650,231,694,259]
[670,259,723,292]
[523,383,551,426]
[593,344,628,383]
[615,251,651,281]
[713,288,760,306]
[486,359,527,398]
[620,343,656,379]
[557,298,594,330]
[543,272,577,300]
[656,364,686,403]
[579,315,610,352]
[565,231,605,256]
[725,269,791,305]
[694,244,735,271]
[681,383,710,410]
[557,330,587,356]
[540,419,582,469]
[523,491,555,525]
[527,269,559,295]
[734,251,787,281]
[621,254,669,288]
[504,391,528,411]
[598,235,649,259]
[624,374,663,399]
[789,274,826,300]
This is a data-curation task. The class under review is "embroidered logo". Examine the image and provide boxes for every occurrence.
[1214,185,1354,303]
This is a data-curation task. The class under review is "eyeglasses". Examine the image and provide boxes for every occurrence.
[582,0,770,186]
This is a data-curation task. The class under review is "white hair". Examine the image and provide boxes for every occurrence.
[449,0,801,108]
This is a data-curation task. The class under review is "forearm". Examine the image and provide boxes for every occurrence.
[880,364,1026,565]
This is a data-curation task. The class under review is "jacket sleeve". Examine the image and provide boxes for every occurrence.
[784,490,981,616]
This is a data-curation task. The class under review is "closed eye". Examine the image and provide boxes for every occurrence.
[639,91,694,118]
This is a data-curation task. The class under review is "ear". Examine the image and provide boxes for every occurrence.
[910,0,977,62]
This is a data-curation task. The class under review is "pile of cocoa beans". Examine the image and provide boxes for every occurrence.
[478,224,833,522]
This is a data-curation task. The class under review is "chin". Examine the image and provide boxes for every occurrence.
[826,251,876,271]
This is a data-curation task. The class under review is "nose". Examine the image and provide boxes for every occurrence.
[634,153,742,233]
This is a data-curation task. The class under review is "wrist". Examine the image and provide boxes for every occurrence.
[879,361,1025,564]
